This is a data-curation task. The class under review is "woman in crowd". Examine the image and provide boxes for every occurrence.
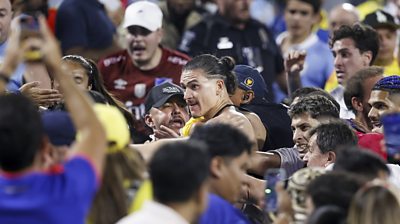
[347,182,400,224]
[59,55,134,133]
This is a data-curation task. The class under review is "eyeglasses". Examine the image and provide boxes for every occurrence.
[127,26,153,37]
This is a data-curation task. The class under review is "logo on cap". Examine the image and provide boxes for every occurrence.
[244,78,254,87]
[377,11,387,23]
[162,86,180,94]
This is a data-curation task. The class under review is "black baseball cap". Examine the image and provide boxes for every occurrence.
[144,82,185,113]
[363,10,400,30]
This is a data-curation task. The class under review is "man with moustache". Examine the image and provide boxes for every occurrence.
[144,82,189,141]
[98,1,190,143]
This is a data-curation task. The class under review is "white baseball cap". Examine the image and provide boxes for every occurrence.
[123,1,163,31]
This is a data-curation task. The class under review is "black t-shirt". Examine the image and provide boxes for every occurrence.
[243,102,293,151]
[179,13,284,102]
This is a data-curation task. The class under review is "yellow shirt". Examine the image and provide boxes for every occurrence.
[181,117,205,137]
[128,179,153,213]
[324,71,339,93]
[356,0,383,20]
[381,58,400,76]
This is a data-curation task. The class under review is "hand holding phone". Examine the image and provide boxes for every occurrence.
[265,168,286,213]
[19,13,42,62]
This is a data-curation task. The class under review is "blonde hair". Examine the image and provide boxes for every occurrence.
[347,183,400,224]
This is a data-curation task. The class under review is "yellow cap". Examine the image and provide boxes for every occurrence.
[93,104,130,153]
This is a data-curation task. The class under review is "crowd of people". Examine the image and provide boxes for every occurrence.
[1,0,400,223]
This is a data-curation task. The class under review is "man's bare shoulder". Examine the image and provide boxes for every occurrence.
[207,106,248,124]
[207,107,256,143]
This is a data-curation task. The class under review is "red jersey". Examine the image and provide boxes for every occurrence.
[98,48,190,142]
[357,132,387,161]
[98,47,190,119]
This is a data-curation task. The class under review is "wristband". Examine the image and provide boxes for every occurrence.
[0,73,10,83]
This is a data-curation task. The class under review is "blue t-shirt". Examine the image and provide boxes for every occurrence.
[0,41,25,91]
[0,157,98,224]
[55,0,115,53]
[200,194,252,224]
[274,33,334,102]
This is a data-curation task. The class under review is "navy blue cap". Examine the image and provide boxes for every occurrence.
[144,82,185,113]
[373,75,400,91]
[41,111,76,146]
[234,65,269,100]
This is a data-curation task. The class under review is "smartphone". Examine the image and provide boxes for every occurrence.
[381,113,400,158]
[19,13,42,62]
[264,168,286,213]
[20,13,40,37]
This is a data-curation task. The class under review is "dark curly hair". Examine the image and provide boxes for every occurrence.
[288,95,339,119]
[330,23,379,65]
[290,87,340,112]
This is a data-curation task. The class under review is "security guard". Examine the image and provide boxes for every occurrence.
[179,0,285,102]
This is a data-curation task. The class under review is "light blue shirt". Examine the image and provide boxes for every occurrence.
[274,33,334,103]
[0,40,25,92]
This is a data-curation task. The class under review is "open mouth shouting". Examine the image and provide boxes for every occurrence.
[130,45,146,55]
[187,100,201,116]
[295,143,308,159]
[169,116,185,129]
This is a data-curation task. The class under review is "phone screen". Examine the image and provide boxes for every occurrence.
[19,13,43,62]
[20,14,40,34]
[264,168,286,213]
[381,113,400,158]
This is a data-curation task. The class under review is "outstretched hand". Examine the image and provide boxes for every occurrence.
[19,81,62,107]
[1,15,63,75]
[284,50,306,74]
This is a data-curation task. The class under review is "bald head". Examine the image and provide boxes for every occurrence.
[216,0,251,26]
[329,3,359,33]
